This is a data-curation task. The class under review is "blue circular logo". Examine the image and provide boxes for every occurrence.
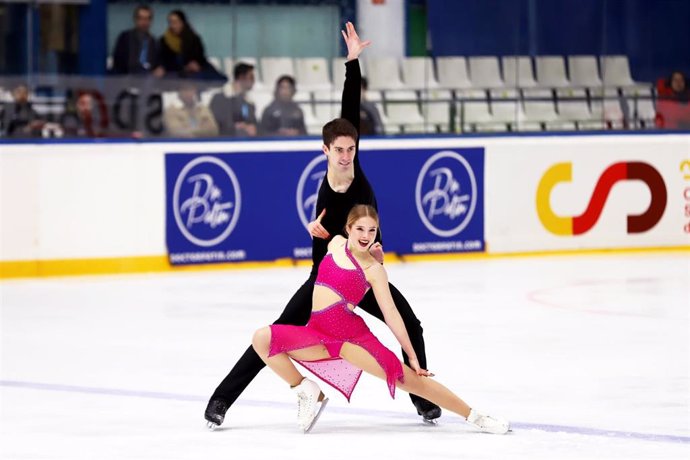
[173,156,241,247]
[296,155,328,230]
[415,151,477,237]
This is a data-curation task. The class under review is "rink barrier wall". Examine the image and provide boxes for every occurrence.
[1,134,689,279]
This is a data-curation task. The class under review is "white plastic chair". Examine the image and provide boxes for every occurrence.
[522,88,559,129]
[600,55,636,87]
[312,90,341,125]
[366,57,404,90]
[490,89,525,130]
[590,87,624,128]
[502,56,537,88]
[568,56,602,88]
[556,88,592,121]
[384,90,425,132]
[622,87,656,128]
[457,89,506,132]
[420,89,454,132]
[436,56,473,90]
[535,56,570,88]
[298,102,322,135]
[469,56,504,88]
[248,90,274,121]
[402,57,440,89]
[295,58,332,91]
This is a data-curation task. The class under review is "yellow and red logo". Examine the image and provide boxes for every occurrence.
[537,162,667,236]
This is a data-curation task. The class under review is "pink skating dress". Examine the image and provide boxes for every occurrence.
[268,244,404,401]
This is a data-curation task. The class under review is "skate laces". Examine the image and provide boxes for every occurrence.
[293,379,320,427]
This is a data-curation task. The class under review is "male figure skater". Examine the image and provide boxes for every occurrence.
[205,22,441,429]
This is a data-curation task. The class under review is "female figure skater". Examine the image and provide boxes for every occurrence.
[252,205,510,434]
[205,22,441,428]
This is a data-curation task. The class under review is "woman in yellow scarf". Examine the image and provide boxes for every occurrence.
[158,10,225,81]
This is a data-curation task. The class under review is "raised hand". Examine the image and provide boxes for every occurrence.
[341,21,371,61]
[307,208,330,239]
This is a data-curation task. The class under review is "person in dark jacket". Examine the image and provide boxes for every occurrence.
[2,84,44,138]
[260,75,307,136]
[111,4,163,76]
[158,9,225,81]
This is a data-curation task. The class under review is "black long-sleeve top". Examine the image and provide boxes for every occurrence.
[310,59,379,276]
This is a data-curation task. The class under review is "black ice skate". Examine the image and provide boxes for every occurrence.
[205,399,230,430]
[414,398,442,424]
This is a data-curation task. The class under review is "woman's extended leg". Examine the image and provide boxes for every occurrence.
[339,342,509,433]
[339,342,471,417]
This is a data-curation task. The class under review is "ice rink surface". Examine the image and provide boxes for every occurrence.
[1,253,689,459]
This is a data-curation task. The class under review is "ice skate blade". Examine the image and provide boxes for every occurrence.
[304,397,329,434]
[422,417,438,425]
[206,421,219,431]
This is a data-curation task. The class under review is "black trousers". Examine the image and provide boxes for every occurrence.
[210,275,431,407]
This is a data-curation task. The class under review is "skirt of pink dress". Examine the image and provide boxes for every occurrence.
[268,301,404,401]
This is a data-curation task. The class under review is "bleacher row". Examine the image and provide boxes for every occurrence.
[174,54,657,134]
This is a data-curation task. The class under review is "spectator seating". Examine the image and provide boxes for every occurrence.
[622,86,656,128]
[590,87,625,129]
[568,55,602,88]
[366,56,405,90]
[436,57,472,91]
[536,56,570,88]
[601,55,637,87]
[420,89,454,132]
[469,56,504,89]
[502,56,537,88]
[556,88,599,128]
[522,88,575,130]
[295,57,332,91]
[99,53,659,135]
[383,90,426,133]
[402,57,440,89]
[490,88,524,131]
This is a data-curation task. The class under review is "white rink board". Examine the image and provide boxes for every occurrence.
[1,134,689,266]
[484,135,690,252]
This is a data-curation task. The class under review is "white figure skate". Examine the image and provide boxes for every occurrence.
[292,378,329,433]
[466,408,510,434]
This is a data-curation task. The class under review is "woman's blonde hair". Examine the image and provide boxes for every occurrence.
[344,205,379,235]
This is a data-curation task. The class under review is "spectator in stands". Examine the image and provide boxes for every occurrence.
[259,75,307,136]
[209,62,258,137]
[2,83,44,138]
[60,92,107,138]
[656,71,690,129]
[111,4,164,76]
[163,81,219,138]
[668,71,690,103]
[60,91,144,139]
[360,77,384,135]
[158,10,225,81]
